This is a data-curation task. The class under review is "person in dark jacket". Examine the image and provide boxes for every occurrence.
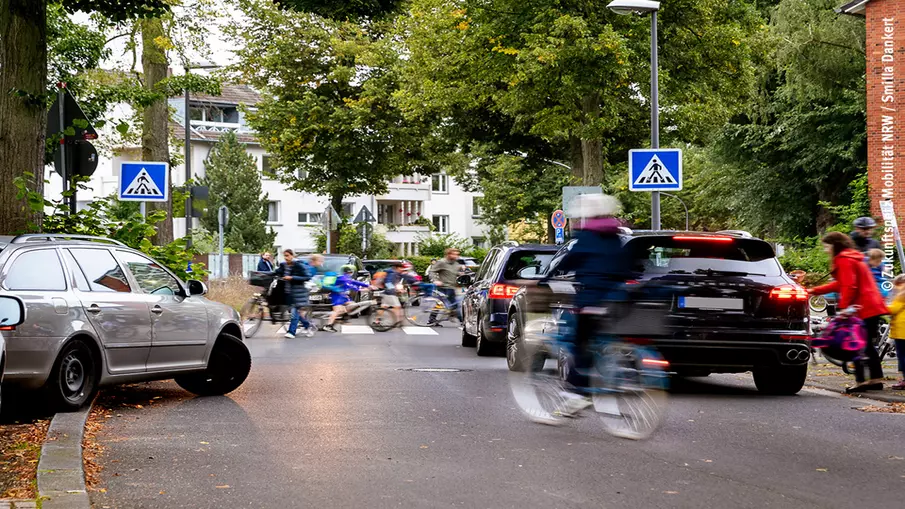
[273,249,314,338]
[851,217,882,254]
[811,232,888,392]
[532,194,631,424]
[257,252,275,272]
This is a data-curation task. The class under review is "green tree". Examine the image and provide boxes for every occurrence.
[276,0,403,20]
[0,0,170,234]
[314,223,396,259]
[226,0,436,252]
[198,131,276,253]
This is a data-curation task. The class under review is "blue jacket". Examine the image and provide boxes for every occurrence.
[274,260,312,307]
[257,258,274,272]
[545,229,631,308]
[383,270,417,295]
[326,273,369,306]
[871,265,890,299]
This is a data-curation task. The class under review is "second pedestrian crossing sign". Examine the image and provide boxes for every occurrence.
[628,149,682,192]
[118,161,169,201]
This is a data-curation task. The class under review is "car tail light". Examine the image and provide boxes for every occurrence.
[780,334,810,340]
[490,283,519,299]
[0,326,13,331]
[642,358,670,368]
[672,235,733,242]
[770,285,808,301]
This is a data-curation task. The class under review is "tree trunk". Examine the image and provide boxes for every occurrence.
[580,94,603,186]
[568,136,584,182]
[141,18,173,244]
[0,0,46,234]
[327,192,343,254]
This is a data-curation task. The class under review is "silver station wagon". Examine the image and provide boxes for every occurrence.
[0,234,251,411]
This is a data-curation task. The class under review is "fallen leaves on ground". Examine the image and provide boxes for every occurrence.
[856,402,905,414]
[83,402,109,491]
[0,418,49,499]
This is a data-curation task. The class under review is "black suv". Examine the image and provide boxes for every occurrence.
[507,231,811,395]
[459,243,559,356]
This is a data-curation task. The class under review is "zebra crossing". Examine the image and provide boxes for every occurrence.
[339,325,439,335]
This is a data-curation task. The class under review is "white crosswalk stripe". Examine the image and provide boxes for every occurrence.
[340,325,374,334]
[403,327,438,336]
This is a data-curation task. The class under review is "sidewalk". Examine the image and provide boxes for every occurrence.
[806,358,905,403]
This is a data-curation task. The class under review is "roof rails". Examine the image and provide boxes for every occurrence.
[500,240,520,247]
[10,234,126,246]
[716,230,753,238]
[618,227,634,235]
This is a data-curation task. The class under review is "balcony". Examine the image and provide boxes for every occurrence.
[378,174,430,202]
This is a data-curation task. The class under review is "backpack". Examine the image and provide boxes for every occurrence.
[811,314,867,362]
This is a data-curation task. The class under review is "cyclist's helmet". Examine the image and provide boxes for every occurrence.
[341,264,356,274]
[853,216,877,229]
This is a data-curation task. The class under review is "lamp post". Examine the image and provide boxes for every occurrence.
[660,192,688,231]
[607,0,661,229]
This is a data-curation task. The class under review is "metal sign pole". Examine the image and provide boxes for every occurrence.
[58,86,70,215]
[184,82,193,247]
[650,10,661,230]
[218,206,227,279]
[326,209,331,254]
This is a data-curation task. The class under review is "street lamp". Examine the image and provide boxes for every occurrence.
[183,62,219,247]
[660,192,689,231]
[607,0,662,230]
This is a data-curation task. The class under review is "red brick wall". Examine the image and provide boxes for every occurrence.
[866,0,903,263]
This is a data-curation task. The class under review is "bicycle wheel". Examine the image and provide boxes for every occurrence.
[370,307,397,332]
[405,294,448,326]
[592,343,667,440]
[240,298,264,338]
[809,295,828,314]
[509,343,569,426]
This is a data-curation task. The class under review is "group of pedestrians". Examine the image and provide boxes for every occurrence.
[809,217,905,392]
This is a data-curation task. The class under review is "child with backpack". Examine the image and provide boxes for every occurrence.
[867,248,891,299]
[885,274,905,390]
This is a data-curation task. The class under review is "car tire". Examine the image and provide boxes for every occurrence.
[175,333,251,396]
[752,364,807,395]
[475,321,497,357]
[44,339,99,412]
[506,314,529,371]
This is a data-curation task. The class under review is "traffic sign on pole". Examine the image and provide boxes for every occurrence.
[551,210,566,229]
[562,186,602,218]
[555,228,565,245]
[628,148,682,191]
[354,205,376,223]
[118,162,169,202]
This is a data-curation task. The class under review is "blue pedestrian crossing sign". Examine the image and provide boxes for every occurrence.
[628,149,682,192]
[118,161,169,201]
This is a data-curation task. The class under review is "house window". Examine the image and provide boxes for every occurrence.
[189,105,239,124]
[267,201,280,223]
[298,212,322,224]
[262,155,275,179]
[472,237,486,248]
[342,202,354,217]
[432,215,449,234]
[297,168,308,179]
[431,174,448,194]
[472,197,483,218]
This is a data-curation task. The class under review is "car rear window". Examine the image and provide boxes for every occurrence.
[319,256,357,274]
[627,236,782,277]
[503,251,557,280]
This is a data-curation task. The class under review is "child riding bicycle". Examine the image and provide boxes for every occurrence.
[321,265,369,333]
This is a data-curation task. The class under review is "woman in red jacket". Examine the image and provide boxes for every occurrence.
[811,232,888,392]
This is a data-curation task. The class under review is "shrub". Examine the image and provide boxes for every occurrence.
[206,275,256,311]
[408,255,435,276]
[417,233,469,258]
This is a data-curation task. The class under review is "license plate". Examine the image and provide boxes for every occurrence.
[310,294,323,301]
[678,297,743,311]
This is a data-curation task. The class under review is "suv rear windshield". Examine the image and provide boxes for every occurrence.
[627,236,782,277]
[503,251,556,280]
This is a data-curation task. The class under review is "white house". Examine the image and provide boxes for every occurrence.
[47,84,489,256]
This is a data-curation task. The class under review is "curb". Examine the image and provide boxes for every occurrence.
[806,382,905,404]
[36,402,93,509]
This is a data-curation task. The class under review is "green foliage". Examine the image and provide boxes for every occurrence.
[198,131,276,253]
[408,255,434,276]
[465,246,488,264]
[778,238,830,275]
[226,0,437,211]
[416,233,469,258]
[63,0,172,21]
[13,173,206,280]
[275,0,402,20]
[313,223,396,259]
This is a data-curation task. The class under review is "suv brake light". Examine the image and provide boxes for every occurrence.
[490,283,519,299]
[770,285,808,301]
[673,235,733,242]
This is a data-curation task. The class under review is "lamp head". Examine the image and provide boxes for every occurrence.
[606,0,660,15]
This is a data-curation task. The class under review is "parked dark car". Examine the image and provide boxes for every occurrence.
[309,254,372,310]
[506,231,811,395]
[460,243,559,356]
[363,259,411,277]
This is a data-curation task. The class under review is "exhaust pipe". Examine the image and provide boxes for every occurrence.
[786,349,810,361]
[786,349,798,360]
[797,350,811,361]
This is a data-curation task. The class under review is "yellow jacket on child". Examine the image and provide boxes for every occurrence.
[887,296,905,339]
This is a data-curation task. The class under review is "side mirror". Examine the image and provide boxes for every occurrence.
[0,295,26,329]
[457,274,475,286]
[517,266,540,278]
[187,280,208,296]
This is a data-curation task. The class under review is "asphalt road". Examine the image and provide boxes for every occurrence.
[90,323,905,509]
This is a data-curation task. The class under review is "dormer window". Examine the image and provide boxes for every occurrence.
[189,105,239,124]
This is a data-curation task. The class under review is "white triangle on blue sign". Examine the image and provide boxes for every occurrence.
[123,168,163,197]
[633,155,676,187]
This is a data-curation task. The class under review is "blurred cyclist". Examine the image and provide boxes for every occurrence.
[322,264,369,333]
[539,194,632,416]
[429,249,464,322]
[377,262,418,325]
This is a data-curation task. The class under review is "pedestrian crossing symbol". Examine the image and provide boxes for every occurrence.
[628,149,682,192]
[118,161,169,201]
